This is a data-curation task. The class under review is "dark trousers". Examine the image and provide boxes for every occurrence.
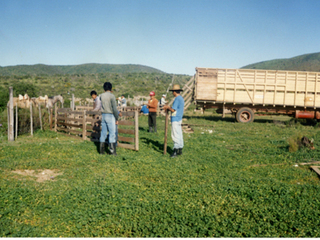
[148,112,157,128]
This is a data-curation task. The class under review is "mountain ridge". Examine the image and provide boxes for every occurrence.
[241,52,320,72]
[0,63,164,76]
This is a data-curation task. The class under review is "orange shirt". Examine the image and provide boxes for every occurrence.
[147,98,158,112]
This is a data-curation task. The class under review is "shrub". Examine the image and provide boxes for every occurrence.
[0,86,9,111]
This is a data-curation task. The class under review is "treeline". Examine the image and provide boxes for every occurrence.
[242,52,320,72]
[0,63,164,76]
[0,72,191,111]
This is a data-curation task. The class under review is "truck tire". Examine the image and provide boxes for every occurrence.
[236,107,254,123]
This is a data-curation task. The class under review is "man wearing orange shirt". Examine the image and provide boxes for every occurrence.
[147,91,158,133]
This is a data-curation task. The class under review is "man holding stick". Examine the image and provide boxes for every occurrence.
[163,84,184,157]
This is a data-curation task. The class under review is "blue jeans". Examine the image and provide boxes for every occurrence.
[107,124,118,146]
[100,113,116,144]
[171,120,184,149]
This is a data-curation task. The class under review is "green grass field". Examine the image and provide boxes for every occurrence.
[1,111,320,237]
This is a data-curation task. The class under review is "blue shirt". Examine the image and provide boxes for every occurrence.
[141,105,149,114]
[171,95,184,122]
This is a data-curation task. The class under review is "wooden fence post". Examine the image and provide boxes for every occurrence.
[8,87,14,141]
[50,108,53,130]
[82,110,86,140]
[72,94,75,110]
[164,109,169,155]
[30,102,33,136]
[7,106,10,141]
[54,103,57,132]
[15,104,18,139]
[135,110,139,151]
[38,104,43,130]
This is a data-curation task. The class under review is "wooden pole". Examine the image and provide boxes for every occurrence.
[82,110,86,140]
[164,109,169,155]
[50,108,53,130]
[15,104,18,139]
[30,102,33,136]
[7,106,9,141]
[134,110,139,151]
[54,103,57,132]
[72,94,74,110]
[8,87,14,141]
[38,104,43,130]
[48,105,51,126]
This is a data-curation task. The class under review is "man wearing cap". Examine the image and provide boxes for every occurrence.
[99,82,119,156]
[147,91,158,132]
[163,84,184,157]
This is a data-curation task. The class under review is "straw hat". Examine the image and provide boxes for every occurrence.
[169,84,183,91]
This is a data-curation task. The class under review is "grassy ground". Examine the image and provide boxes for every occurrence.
[1,110,320,237]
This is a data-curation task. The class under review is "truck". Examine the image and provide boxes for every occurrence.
[193,67,320,123]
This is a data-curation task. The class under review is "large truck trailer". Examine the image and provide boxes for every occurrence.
[193,67,320,122]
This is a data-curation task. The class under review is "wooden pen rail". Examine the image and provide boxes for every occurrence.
[54,108,139,151]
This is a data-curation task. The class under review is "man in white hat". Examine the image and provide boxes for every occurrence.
[159,94,167,110]
[163,84,184,157]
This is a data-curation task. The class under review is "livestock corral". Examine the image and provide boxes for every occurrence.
[1,82,320,237]
[6,87,64,140]
[54,106,139,151]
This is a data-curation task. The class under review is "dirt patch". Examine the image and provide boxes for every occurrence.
[12,169,63,182]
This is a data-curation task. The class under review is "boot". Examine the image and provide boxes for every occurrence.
[170,148,178,158]
[154,127,157,133]
[178,148,183,155]
[109,143,117,156]
[99,142,105,155]
[149,127,153,132]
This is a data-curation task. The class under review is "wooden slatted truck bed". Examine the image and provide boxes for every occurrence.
[193,67,320,122]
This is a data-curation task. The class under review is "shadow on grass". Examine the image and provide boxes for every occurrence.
[139,127,148,132]
[141,137,173,154]
[183,114,319,126]
[92,141,100,153]
[183,115,235,122]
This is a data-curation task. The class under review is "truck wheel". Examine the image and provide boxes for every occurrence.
[236,107,254,123]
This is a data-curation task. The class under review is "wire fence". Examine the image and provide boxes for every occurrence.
[14,104,50,136]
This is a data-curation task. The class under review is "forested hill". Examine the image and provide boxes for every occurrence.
[241,52,320,72]
[0,63,164,76]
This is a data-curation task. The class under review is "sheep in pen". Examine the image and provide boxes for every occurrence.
[7,92,64,140]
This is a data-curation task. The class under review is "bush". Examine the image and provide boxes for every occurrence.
[11,82,38,98]
[0,86,9,112]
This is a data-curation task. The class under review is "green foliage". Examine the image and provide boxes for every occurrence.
[0,86,9,111]
[242,52,320,71]
[11,82,38,98]
[0,112,320,237]
[287,134,303,152]
[0,63,164,76]
[0,72,190,104]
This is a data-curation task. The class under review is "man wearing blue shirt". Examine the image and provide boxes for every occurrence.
[163,84,184,157]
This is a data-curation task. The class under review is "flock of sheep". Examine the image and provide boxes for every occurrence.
[8,94,64,110]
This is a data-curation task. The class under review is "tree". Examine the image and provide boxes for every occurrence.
[0,86,9,111]
[11,82,38,98]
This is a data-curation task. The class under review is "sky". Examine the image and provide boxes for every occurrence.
[1,0,320,75]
